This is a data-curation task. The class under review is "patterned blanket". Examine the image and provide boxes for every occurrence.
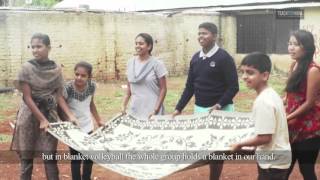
[48,111,254,179]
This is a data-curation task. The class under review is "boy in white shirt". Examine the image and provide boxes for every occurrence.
[231,52,291,180]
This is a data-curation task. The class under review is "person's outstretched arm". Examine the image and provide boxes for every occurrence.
[57,94,78,125]
[90,96,104,127]
[122,82,132,114]
[21,83,50,130]
[173,61,195,117]
[230,134,272,152]
[215,55,239,109]
[149,76,167,118]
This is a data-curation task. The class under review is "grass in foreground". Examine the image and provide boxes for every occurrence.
[0,75,286,143]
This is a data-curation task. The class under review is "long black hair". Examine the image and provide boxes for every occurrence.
[285,30,315,92]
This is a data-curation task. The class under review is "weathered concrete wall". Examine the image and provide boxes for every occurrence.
[1,10,109,85]
[220,14,237,56]
[2,7,318,86]
[0,13,9,86]
[0,10,227,86]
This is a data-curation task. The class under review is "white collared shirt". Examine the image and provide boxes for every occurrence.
[199,43,219,60]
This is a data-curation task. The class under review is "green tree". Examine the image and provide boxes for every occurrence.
[30,0,61,7]
[0,0,8,6]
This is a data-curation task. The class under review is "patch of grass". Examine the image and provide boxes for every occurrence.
[0,114,4,123]
[93,75,286,117]
[94,94,123,120]
[114,91,123,98]
[163,90,180,113]
[269,75,286,96]
[0,93,19,123]
[0,94,16,111]
[238,79,251,94]
[0,134,12,143]
[0,75,287,124]
[235,75,286,112]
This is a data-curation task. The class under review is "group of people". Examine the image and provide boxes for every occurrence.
[10,21,320,180]
[10,33,103,180]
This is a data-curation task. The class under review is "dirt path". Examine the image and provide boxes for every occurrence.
[1,78,319,179]
[1,142,319,180]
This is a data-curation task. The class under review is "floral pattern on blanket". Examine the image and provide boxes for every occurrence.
[48,111,254,179]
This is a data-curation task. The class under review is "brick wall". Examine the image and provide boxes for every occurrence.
[0,10,233,86]
[0,13,9,86]
[1,8,320,86]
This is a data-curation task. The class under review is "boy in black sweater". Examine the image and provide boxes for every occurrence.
[172,22,239,180]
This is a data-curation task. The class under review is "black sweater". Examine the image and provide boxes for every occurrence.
[175,48,239,111]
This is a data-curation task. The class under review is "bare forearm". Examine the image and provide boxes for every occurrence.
[288,67,320,121]
[21,83,47,123]
[237,135,272,147]
[90,102,102,122]
[282,93,287,105]
[154,77,167,113]
[24,96,47,123]
[287,101,314,120]
[57,95,75,120]
[122,95,130,109]
[122,82,131,110]
[155,88,167,113]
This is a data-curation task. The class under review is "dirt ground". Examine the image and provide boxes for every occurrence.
[0,78,319,180]
[1,113,319,180]
[0,139,319,180]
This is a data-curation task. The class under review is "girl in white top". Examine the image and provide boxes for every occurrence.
[64,61,103,180]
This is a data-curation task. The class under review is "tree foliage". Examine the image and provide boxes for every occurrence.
[0,0,62,7]
[0,0,8,6]
[30,0,61,7]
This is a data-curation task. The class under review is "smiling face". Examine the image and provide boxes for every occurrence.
[31,38,50,61]
[74,66,89,88]
[288,36,306,61]
[198,27,216,49]
[135,36,151,56]
[240,65,269,91]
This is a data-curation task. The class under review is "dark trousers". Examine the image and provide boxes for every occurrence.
[20,158,59,180]
[209,160,224,180]
[70,148,93,180]
[286,137,320,180]
[257,165,288,180]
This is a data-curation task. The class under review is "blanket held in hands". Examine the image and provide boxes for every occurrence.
[48,111,254,179]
